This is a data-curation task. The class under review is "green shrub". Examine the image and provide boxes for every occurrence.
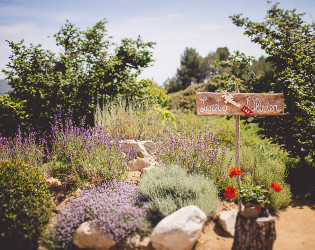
[240,146,291,211]
[0,160,53,249]
[139,164,219,219]
[168,81,219,113]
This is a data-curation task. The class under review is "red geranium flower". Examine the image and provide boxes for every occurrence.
[229,167,243,178]
[224,186,237,200]
[270,182,282,192]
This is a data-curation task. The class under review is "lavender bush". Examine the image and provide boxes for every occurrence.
[0,127,45,168]
[43,182,150,249]
[46,110,135,187]
[155,122,235,191]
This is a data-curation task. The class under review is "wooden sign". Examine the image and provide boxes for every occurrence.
[196,92,284,117]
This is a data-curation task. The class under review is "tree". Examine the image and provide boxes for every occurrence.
[219,3,315,163]
[1,19,162,136]
[164,47,230,93]
[176,47,204,88]
[201,47,230,81]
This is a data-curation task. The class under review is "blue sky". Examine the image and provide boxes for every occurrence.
[0,0,314,84]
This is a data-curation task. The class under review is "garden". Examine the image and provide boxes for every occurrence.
[0,100,292,250]
[0,3,314,249]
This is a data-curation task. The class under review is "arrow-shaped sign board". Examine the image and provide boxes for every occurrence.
[196,92,284,117]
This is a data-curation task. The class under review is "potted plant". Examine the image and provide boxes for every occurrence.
[223,168,282,249]
[223,168,282,218]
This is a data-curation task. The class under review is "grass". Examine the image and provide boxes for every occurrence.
[94,99,175,141]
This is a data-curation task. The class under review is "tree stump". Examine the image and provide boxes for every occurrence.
[232,213,276,250]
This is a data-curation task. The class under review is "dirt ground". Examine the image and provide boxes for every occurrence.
[195,198,315,250]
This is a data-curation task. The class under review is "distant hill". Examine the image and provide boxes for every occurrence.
[0,79,11,95]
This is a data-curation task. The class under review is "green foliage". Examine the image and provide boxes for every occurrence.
[175,113,279,151]
[240,146,291,211]
[237,185,270,206]
[173,112,291,210]
[168,81,219,113]
[164,47,229,93]
[139,164,219,219]
[0,160,53,249]
[0,94,26,137]
[1,19,157,136]
[176,47,204,88]
[94,99,175,140]
[224,3,315,163]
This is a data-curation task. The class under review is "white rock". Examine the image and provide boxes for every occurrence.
[121,140,156,158]
[151,205,206,250]
[121,140,150,158]
[130,157,154,171]
[73,221,116,249]
[217,209,238,237]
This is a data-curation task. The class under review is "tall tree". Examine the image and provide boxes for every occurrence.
[1,19,159,136]
[221,3,315,162]
[176,47,204,88]
[164,47,230,93]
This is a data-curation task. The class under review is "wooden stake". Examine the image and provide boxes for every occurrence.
[235,85,241,212]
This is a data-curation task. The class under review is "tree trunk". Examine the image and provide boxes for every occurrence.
[232,213,277,250]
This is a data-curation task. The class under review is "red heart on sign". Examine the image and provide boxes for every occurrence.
[241,105,254,118]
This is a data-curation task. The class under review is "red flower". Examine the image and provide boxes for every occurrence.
[270,182,282,192]
[224,186,237,200]
[229,168,243,178]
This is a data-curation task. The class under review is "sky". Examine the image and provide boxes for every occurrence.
[0,0,314,85]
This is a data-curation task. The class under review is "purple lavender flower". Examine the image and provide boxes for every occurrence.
[44,182,150,249]
[154,122,233,189]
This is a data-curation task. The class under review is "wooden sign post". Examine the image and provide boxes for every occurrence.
[196,92,284,117]
[196,88,284,249]
[196,89,284,205]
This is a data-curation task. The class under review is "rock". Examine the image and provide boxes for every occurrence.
[143,141,156,154]
[119,232,141,249]
[151,205,206,250]
[138,236,151,248]
[74,188,82,197]
[73,221,116,249]
[46,177,61,188]
[130,157,157,171]
[217,209,238,237]
[121,140,151,158]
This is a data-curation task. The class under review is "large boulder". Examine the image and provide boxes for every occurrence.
[217,209,238,237]
[122,140,158,171]
[150,205,206,250]
[121,140,156,158]
[73,221,116,249]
